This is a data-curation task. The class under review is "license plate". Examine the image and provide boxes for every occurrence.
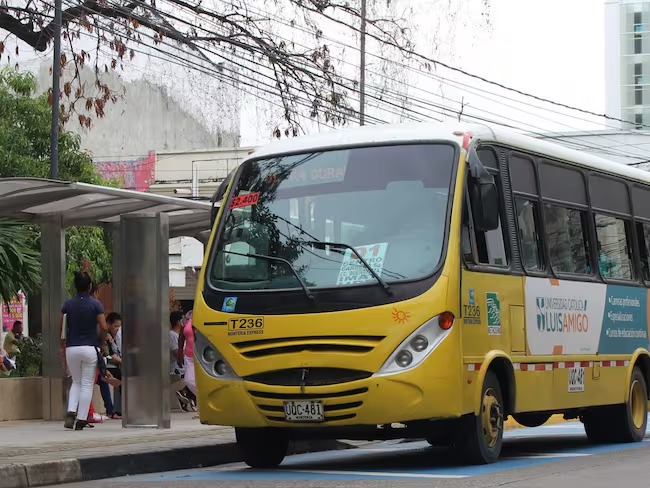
[283,400,324,422]
[568,367,585,393]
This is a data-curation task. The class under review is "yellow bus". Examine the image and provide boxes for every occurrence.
[193,122,650,468]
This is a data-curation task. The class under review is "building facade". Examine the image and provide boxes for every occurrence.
[606,0,650,130]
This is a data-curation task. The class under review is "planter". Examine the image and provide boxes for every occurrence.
[0,377,43,421]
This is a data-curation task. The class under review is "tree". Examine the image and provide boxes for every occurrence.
[0,67,113,297]
[0,219,40,305]
[0,0,490,136]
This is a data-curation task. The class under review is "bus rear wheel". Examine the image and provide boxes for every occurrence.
[236,427,289,469]
[456,371,504,464]
[583,366,647,444]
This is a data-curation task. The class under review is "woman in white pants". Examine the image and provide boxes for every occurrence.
[59,271,108,430]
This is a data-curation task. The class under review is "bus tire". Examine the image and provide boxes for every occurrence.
[457,371,504,464]
[582,407,614,443]
[611,366,647,442]
[583,366,648,444]
[236,427,289,468]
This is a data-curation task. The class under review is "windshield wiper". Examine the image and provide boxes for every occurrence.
[291,239,392,295]
[220,250,314,302]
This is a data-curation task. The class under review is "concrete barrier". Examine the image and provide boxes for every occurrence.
[0,377,43,421]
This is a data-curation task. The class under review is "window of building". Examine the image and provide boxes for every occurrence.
[516,198,543,272]
[636,85,643,105]
[635,63,643,84]
[635,33,643,54]
[594,214,633,280]
[636,113,643,130]
[543,205,591,275]
[635,11,643,31]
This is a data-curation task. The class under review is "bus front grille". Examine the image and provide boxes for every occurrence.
[232,335,385,359]
[244,368,372,386]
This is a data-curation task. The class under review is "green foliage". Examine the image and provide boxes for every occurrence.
[0,67,116,297]
[14,334,43,377]
[65,227,113,295]
[0,67,104,183]
[0,219,41,305]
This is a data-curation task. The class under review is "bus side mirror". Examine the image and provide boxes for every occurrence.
[470,180,499,232]
[467,145,499,232]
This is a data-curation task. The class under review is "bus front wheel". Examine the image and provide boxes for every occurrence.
[456,371,504,464]
[236,428,289,469]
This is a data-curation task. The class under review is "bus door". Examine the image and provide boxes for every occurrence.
[459,146,527,376]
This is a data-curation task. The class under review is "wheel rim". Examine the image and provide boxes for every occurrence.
[630,379,646,429]
[481,387,502,448]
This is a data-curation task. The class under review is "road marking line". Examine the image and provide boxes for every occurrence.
[509,453,591,459]
[292,469,468,479]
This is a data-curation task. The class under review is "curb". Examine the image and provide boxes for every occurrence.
[3,438,351,488]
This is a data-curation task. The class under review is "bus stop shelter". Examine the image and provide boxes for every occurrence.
[0,177,213,428]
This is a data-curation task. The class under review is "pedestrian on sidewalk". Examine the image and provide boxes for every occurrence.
[170,311,195,412]
[59,271,108,430]
[178,310,197,397]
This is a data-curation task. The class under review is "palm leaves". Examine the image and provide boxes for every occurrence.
[0,219,40,305]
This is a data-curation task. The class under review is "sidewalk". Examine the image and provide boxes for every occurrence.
[0,411,352,488]
[0,412,568,488]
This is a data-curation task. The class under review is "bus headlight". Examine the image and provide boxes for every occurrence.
[194,328,240,381]
[375,312,454,376]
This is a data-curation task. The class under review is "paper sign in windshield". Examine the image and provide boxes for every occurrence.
[230,192,260,209]
[336,243,388,286]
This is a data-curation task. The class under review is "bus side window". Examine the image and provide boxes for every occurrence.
[637,221,650,282]
[515,198,543,272]
[463,177,509,268]
[594,214,634,280]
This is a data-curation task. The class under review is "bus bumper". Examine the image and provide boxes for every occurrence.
[196,366,461,428]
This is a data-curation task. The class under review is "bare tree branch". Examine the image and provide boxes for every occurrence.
[0,0,489,136]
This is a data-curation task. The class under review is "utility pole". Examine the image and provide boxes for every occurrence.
[49,0,63,180]
[359,0,367,126]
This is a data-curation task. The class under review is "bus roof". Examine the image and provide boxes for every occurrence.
[248,122,650,186]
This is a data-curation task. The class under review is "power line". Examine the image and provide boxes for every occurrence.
[23,0,650,163]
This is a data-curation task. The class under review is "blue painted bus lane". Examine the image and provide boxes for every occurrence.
[129,417,650,482]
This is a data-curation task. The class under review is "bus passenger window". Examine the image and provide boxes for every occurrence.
[515,198,543,272]
[594,214,634,280]
[636,222,650,282]
[543,205,591,275]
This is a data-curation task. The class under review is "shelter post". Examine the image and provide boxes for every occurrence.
[40,216,66,420]
[120,213,171,428]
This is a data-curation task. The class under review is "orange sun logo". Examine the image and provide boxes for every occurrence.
[392,308,410,324]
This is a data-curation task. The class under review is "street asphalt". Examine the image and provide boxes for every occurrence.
[47,418,650,488]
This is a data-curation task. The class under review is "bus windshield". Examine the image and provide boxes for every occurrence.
[208,143,456,292]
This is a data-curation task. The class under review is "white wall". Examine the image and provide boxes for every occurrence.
[30,60,241,159]
[169,236,205,299]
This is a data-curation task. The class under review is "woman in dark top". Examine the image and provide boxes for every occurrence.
[59,271,108,430]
